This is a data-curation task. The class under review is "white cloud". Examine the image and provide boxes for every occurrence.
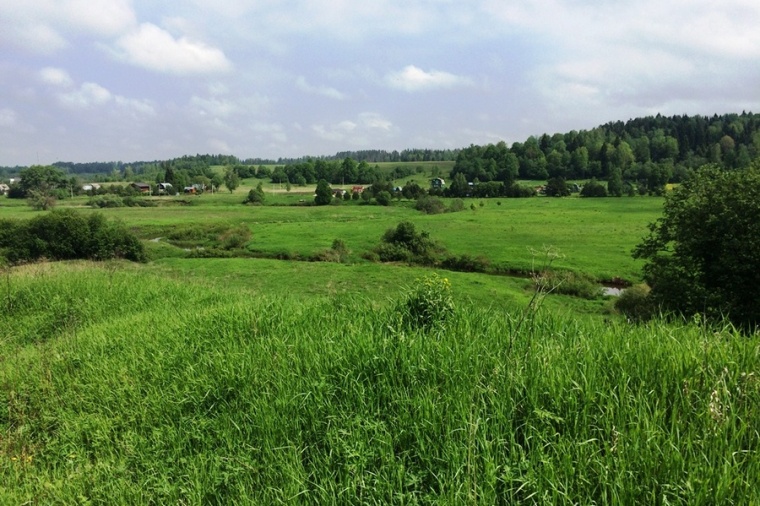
[59,82,112,109]
[39,67,73,87]
[190,96,237,118]
[296,76,346,100]
[114,96,156,116]
[0,0,136,53]
[312,113,394,143]
[114,23,232,75]
[385,65,473,92]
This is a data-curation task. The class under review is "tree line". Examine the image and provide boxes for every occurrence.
[450,112,760,194]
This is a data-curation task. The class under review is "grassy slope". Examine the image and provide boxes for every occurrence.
[1,263,759,504]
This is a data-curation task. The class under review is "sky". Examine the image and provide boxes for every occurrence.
[1,0,759,166]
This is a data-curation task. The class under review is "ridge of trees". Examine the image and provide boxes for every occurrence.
[451,112,760,190]
[3,112,757,185]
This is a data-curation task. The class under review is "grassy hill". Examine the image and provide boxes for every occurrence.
[1,263,759,503]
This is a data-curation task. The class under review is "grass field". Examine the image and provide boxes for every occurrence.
[5,189,757,503]
[1,263,758,503]
[0,190,663,283]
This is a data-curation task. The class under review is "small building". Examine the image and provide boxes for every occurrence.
[82,183,101,192]
[351,186,364,194]
[430,177,445,189]
[131,182,151,194]
[158,182,174,195]
[0,183,10,195]
[183,186,196,194]
[333,189,347,197]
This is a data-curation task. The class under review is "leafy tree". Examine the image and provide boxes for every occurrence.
[375,221,440,264]
[447,173,469,198]
[579,179,608,197]
[314,179,332,205]
[545,177,570,197]
[16,165,66,196]
[243,182,266,205]
[607,167,623,196]
[634,163,760,329]
[224,169,240,193]
[375,191,392,206]
[0,209,146,264]
[211,173,224,193]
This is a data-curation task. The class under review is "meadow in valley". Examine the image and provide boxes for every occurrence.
[1,178,759,504]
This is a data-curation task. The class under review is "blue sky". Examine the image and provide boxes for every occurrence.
[1,0,759,166]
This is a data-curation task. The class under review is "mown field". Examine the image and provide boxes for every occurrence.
[2,190,759,504]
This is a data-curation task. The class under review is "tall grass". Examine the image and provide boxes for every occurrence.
[1,263,758,504]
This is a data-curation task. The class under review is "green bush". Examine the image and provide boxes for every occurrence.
[0,209,146,264]
[615,284,655,322]
[441,254,491,273]
[218,224,252,250]
[414,196,446,215]
[448,198,465,212]
[89,195,125,208]
[580,179,608,197]
[376,221,442,265]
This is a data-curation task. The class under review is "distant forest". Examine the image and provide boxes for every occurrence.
[2,113,758,186]
[450,112,760,188]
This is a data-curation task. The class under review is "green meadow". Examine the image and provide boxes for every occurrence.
[2,191,759,504]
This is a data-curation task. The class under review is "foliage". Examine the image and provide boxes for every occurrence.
[223,168,240,193]
[0,209,146,263]
[440,254,491,273]
[243,183,266,205]
[448,198,465,212]
[314,179,332,205]
[314,238,350,263]
[26,189,58,210]
[545,177,570,197]
[580,178,608,197]
[375,221,441,264]
[400,273,455,330]
[614,283,655,322]
[218,224,252,250]
[634,163,760,329]
[375,190,392,206]
[414,196,446,214]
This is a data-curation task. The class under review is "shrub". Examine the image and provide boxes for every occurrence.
[415,196,446,215]
[0,209,146,263]
[89,195,125,208]
[377,221,442,265]
[401,273,455,331]
[441,254,490,273]
[448,199,465,212]
[614,284,655,322]
[218,224,252,250]
[314,239,350,263]
[580,179,608,197]
[375,191,392,206]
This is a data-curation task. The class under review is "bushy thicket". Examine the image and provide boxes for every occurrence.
[0,209,146,264]
[374,221,442,265]
[579,178,608,197]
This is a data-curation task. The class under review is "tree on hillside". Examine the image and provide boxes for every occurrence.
[224,169,240,193]
[633,162,760,330]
